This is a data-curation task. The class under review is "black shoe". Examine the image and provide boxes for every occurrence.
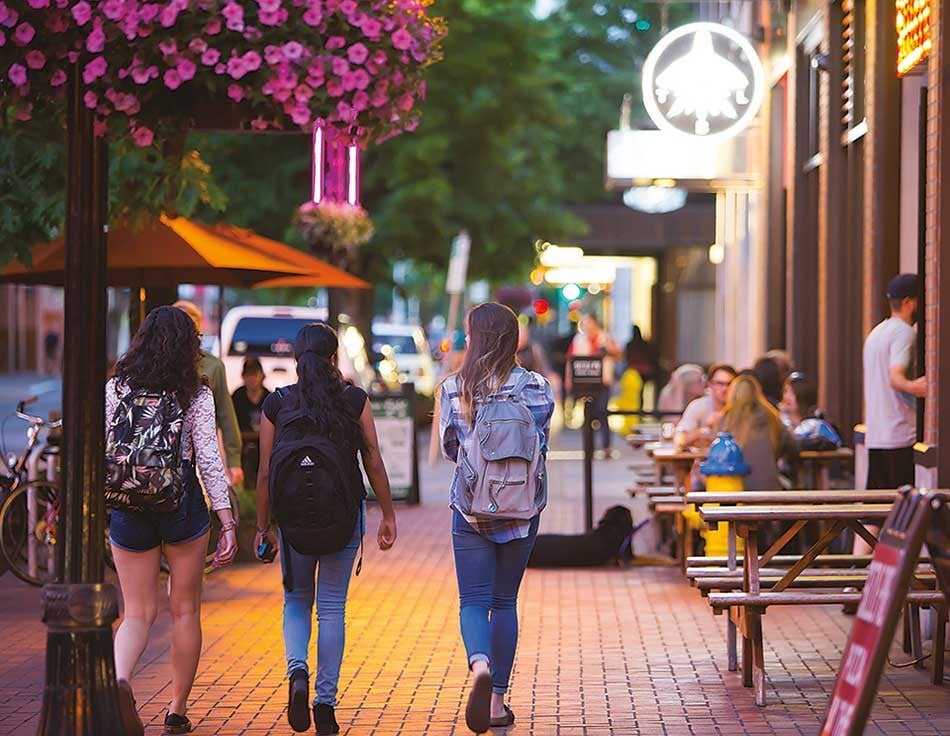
[288,669,311,732]
[314,703,340,735]
[465,671,493,734]
[162,712,192,735]
[116,680,145,736]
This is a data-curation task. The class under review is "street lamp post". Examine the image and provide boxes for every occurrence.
[38,62,124,736]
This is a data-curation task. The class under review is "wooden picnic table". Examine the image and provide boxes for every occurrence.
[697,501,901,707]
[686,489,897,506]
[652,446,707,493]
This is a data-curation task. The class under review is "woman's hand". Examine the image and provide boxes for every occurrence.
[377,514,397,550]
[211,518,238,568]
[254,528,278,563]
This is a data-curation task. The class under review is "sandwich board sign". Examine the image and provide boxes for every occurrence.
[821,488,949,736]
[362,389,419,503]
[569,356,604,398]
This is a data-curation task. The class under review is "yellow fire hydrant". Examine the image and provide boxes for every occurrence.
[698,432,750,558]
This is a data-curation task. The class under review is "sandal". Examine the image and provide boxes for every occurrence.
[116,680,144,736]
[163,712,192,735]
[465,670,493,734]
[490,705,516,728]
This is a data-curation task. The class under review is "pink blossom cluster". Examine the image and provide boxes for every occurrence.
[1,0,444,146]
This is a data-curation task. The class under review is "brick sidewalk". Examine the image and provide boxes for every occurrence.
[1,442,948,735]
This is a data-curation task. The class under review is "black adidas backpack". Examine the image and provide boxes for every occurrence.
[269,387,361,557]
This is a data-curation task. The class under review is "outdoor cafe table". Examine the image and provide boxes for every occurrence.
[697,500,897,706]
[651,446,707,493]
[795,447,855,489]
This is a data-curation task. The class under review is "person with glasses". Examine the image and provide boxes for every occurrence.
[674,363,737,449]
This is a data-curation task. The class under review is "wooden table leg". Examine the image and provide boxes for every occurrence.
[932,606,947,686]
[727,520,738,671]
[909,603,925,670]
[749,609,767,706]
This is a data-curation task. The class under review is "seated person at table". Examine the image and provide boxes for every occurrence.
[718,375,798,490]
[231,357,271,485]
[674,363,736,448]
[779,371,818,428]
[752,356,784,408]
[657,363,706,420]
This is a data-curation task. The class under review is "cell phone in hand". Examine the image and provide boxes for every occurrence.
[257,537,277,563]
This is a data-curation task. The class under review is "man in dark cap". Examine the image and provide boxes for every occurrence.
[861,273,926,491]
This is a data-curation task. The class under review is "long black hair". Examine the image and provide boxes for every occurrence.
[291,322,364,448]
[114,305,203,410]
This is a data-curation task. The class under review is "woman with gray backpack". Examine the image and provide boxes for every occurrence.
[438,302,555,734]
[253,322,397,735]
[105,306,238,736]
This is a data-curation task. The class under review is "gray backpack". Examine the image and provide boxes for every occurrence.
[456,370,546,520]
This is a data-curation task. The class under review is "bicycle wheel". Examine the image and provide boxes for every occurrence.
[205,486,240,574]
[0,481,59,586]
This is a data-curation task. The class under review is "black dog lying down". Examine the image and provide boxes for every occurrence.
[527,505,645,568]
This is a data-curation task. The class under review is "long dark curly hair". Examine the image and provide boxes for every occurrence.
[453,302,519,425]
[114,306,203,410]
[290,323,365,449]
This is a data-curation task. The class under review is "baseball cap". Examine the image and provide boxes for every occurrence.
[886,273,919,300]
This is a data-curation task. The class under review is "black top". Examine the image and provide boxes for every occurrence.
[232,385,272,433]
[262,383,369,499]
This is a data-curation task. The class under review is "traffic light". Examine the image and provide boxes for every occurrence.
[533,298,550,316]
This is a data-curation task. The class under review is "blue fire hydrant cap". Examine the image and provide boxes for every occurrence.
[700,432,751,476]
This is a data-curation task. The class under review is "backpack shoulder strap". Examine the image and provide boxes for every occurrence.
[504,368,534,398]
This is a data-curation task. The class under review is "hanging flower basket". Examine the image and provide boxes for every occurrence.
[0,0,445,145]
[295,199,373,266]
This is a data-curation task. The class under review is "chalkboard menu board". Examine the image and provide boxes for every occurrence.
[362,391,419,503]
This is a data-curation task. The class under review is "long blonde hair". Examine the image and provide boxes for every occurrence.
[452,302,520,425]
[720,375,785,449]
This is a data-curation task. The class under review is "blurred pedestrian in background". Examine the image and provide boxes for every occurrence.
[565,314,621,455]
[232,357,270,488]
[657,363,706,418]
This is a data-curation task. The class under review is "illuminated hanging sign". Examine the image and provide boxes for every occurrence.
[642,22,765,140]
[896,0,932,76]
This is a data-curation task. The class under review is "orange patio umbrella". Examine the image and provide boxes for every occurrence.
[1,214,368,290]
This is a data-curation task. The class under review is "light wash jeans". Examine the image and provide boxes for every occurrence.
[279,506,364,706]
[452,510,540,695]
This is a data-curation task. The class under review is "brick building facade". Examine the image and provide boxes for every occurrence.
[763,0,942,482]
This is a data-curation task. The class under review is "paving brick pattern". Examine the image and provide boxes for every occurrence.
[0,438,948,735]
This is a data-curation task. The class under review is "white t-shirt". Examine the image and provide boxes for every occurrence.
[676,394,715,433]
[863,317,917,449]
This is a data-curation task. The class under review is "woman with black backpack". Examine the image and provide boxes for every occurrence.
[438,302,555,734]
[254,322,397,735]
[106,306,238,736]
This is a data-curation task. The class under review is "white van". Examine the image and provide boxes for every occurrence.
[372,322,436,396]
[219,306,377,393]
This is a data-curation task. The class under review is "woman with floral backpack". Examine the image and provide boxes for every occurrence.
[105,306,238,736]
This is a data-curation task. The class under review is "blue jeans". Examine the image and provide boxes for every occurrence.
[280,506,364,706]
[452,511,540,695]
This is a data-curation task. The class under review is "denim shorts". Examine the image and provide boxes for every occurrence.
[109,463,211,552]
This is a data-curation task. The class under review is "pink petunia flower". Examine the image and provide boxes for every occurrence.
[188,37,208,54]
[294,84,312,102]
[50,68,67,86]
[326,78,344,97]
[264,45,282,65]
[336,100,356,123]
[71,0,91,25]
[371,49,387,66]
[13,21,34,44]
[258,8,287,25]
[214,63,226,74]
[227,83,245,101]
[339,0,356,15]
[24,50,45,69]
[325,36,345,50]
[250,117,269,131]
[351,90,369,111]
[226,56,248,79]
[86,24,105,53]
[27,0,50,8]
[177,58,196,81]
[391,28,412,51]
[290,104,311,125]
[204,18,222,34]
[137,3,159,23]
[243,50,262,71]
[132,125,155,147]
[258,0,281,11]
[8,62,26,86]
[331,57,349,76]
[83,56,107,84]
[83,90,98,109]
[101,0,125,20]
[396,93,414,111]
[361,17,382,39]
[201,48,221,65]
[159,5,179,27]
[131,66,150,84]
[347,43,368,65]
[282,41,305,62]
[222,2,244,31]
[370,88,388,108]
[302,7,322,26]
[163,68,182,89]
[158,39,178,57]
[352,69,370,90]
[93,119,107,137]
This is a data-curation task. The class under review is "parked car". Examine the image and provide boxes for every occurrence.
[372,322,437,396]
[220,306,389,393]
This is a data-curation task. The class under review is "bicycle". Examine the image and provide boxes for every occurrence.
[0,397,240,585]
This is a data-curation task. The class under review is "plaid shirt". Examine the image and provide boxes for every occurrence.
[440,367,555,542]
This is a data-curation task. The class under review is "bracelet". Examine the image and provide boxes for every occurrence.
[219,520,237,533]
[256,525,270,535]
